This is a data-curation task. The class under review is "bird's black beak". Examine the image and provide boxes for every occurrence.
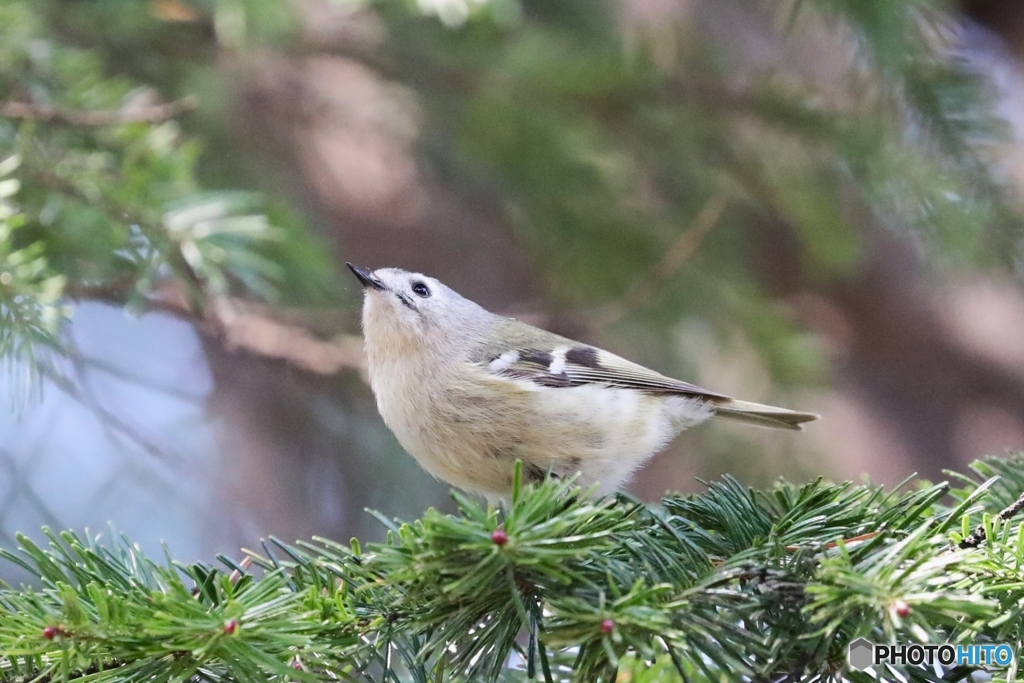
[347,263,385,291]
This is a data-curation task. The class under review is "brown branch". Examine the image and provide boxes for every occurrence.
[785,531,880,552]
[0,95,198,126]
[211,297,366,375]
[65,280,366,376]
[958,489,1024,549]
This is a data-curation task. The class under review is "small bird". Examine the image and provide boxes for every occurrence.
[348,264,818,500]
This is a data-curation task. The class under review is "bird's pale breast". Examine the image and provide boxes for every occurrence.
[375,357,710,497]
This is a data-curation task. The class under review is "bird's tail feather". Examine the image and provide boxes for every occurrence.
[712,399,819,431]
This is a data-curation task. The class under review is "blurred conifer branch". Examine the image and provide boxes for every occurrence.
[0,0,351,399]
[3,455,1024,682]
[64,280,365,375]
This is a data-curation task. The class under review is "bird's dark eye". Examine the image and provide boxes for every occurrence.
[411,281,431,298]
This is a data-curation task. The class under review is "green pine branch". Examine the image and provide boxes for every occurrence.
[4,456,1024,682]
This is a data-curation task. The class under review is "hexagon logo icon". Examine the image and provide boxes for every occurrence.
[849,638,874,671]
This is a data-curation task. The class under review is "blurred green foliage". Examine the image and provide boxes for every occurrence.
[0,0,1021,464]
[0,0,341,397]
[371,0,1022,402]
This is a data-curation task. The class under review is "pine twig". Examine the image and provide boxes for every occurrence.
[595,194,728,328]
[958,488,1024,549]
[0,96,198,126]
[785,531,879,552]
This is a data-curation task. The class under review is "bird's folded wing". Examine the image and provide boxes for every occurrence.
[481,344,730,400]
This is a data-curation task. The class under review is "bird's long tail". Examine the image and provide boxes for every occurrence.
[712,399,819,431]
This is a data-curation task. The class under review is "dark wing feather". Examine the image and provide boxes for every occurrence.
[485,344,730,401]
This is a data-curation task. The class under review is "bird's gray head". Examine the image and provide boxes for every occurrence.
[347,263,492,356]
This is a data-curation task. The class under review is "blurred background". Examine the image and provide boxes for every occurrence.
[3,0,1024,571]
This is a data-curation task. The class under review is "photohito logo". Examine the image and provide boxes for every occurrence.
[848,638,1014,671]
